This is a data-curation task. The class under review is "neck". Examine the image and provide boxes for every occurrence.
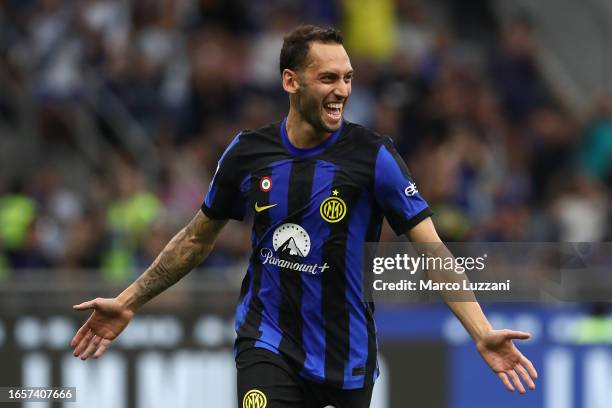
[285,108,332,149]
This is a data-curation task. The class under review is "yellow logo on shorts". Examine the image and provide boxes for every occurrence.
[243,389,267,408]
[320,190,347,223]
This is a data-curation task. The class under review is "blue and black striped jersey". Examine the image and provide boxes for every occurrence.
[201,118,431,389]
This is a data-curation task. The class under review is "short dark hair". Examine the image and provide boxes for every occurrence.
[279,25,343,75]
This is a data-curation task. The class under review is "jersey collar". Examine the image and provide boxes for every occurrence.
[280,117,343,158]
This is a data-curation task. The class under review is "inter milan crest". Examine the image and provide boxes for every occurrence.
[243,389,267,408]
[259,176,272,192]
[320,189,347,223]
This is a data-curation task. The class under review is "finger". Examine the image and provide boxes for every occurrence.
[71,323,91,348]
[502,330,530,340]
[520,355,538,379]
[73,329,94,357]
[73,299,98,311]
[507,369,526,394]
[81,335,102,360]
[498,372,515,392]
[515,363,535,390]
[93,338,112,359]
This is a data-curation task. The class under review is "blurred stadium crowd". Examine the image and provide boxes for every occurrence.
[0,0,611,282]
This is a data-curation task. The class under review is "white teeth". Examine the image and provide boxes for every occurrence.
[325,103,342,109]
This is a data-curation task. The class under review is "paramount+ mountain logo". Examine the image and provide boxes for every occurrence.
[273,223,311,257]
[259,223,330,274]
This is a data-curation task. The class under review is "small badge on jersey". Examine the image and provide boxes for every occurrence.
[259,176,272,192]
[404,181,418,196]
[320,189,347,223]
[243,389,267,408]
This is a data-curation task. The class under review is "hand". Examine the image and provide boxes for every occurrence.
[476,329,538,393]
[70,297,134,360]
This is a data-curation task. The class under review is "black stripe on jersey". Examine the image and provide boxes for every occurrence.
[235,173,254,309]
[362,208,383,312]
[236,171,271,352]
[277,159,315,368]
[364,303,377,384]
[382,137,414,180]
[363,208,382,385]
[236,261,264,354]
[321,175,361,388]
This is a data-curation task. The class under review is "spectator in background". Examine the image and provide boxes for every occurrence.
[0,181,47,270]
[103,157,162,282]
[60,211,106,270]
[579,90,612,183]
[489,18,547,122]
[28,165,83,262]
[248,5,298,94]
[551,175,608,242]
[528,106,578,204]
[394,0,435,64]
[159,139,210,230]
[178,28,245,142]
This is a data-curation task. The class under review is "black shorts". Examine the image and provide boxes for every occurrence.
[236,348,373,408]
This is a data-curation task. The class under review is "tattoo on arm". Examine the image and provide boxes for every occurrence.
[130,212,226,309]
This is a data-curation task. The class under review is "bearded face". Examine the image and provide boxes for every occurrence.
[287,42,353,134]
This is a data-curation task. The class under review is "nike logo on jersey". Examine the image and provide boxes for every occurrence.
[255,203,278,212]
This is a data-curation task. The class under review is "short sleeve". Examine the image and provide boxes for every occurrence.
[374,138,432,235]
[201,133,247,220]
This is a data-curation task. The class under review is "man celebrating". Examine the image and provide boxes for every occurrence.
[71,25,537,407]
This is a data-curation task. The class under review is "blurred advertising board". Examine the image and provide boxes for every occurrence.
[0,278,610,407]
[378,304,612,408]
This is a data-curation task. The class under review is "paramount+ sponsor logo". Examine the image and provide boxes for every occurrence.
[259,223,330,275]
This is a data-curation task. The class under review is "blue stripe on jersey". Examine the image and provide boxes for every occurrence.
[343,191,372,388]
[204,132,242,207]
[235,263,254,331]
[299,160,337,382]
[254,160,292,351]
[374,144,428,221]
[373,341,380,383]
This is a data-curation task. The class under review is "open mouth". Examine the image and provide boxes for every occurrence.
[323,102,343,122]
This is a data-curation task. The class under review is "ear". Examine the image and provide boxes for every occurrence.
[282,69,301,94]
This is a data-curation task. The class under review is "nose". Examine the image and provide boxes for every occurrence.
[334,80,350,100]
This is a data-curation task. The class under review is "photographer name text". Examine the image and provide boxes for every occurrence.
[372,279,512,292]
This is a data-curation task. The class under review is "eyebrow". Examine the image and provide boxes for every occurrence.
[317,70,354,78]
